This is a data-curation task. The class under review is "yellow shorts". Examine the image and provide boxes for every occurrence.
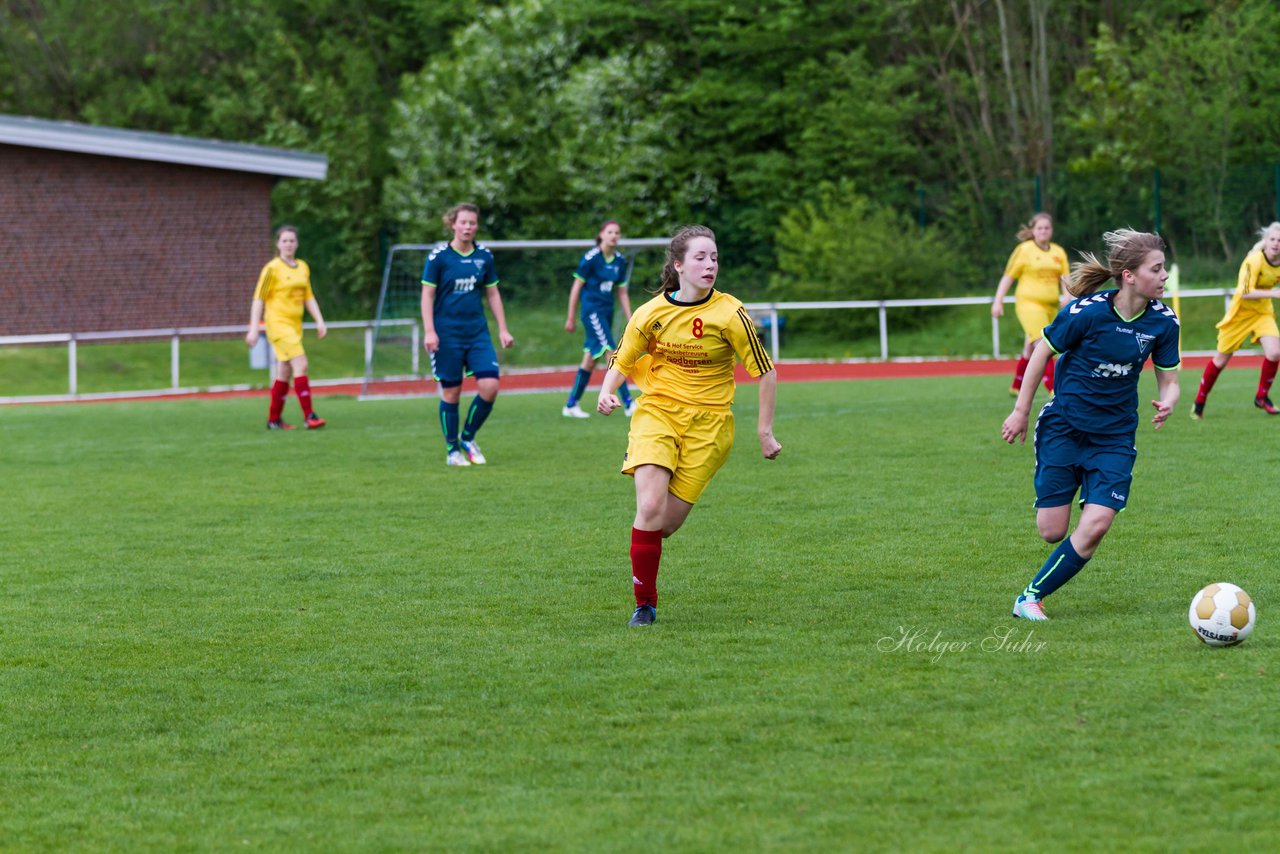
[622,398,734,505]
[1014,298,1057,342]
[1215,312,1279,354]
[267,328,305,362]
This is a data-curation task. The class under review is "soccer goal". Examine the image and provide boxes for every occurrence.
[360,238,668,399]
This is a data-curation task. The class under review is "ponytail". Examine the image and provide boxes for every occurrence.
[1068,229,1166,297]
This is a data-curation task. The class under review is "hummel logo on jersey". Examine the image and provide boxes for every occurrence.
[651,320,663,331]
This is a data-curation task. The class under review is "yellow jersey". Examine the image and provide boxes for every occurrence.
[1219,248,1280,325]
[253,257,314,333]
[1003,240,1069,305]
[610,289,774,409]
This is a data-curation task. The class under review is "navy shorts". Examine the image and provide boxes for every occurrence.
[430,329,500,386]
[1033,408,1136,511]
[580,308,618,359]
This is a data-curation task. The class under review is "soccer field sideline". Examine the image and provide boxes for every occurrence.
[3,352,1255,406]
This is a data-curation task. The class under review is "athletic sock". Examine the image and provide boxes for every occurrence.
[269,379,289,421]
[293,375,314,417]
[1022,537,1090,601]
[630,527,663,606]
[440,400,460,450]
[566,369,591,407]
[461,396,494,441]
[619,381,633,406]
[1196,361,1222,405]
[1043,355,1056,393]
[1258,358,1278,400]
[1012,355,1030,390]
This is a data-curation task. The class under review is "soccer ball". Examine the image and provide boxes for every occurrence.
[1189,582,1256,647]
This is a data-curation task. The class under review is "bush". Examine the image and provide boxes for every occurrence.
[768,183,960,339]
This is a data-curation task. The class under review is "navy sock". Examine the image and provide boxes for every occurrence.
[619,381,633,406]
[567,369,591,406]
[439,400,460,450]
[1023,537,1089,600]
[461,396,494,441]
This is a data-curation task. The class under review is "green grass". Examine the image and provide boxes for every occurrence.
[1,291,1237,398]
[1,369,1276,850]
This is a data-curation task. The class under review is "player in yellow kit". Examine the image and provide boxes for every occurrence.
[597,225,781,627]
[992,213,1071,397]
[1192,222,1280,418]
[244,225,328,430]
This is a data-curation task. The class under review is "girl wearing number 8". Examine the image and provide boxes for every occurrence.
[597,225,781,627]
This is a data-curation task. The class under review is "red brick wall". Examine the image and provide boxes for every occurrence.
[0,145,276,335]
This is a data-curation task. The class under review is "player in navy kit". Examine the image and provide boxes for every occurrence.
[1001,229,1181,621]
[562,220,635,417]
[421,203,516,466]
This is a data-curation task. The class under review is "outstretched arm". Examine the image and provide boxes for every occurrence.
[565,278,583,332]
[992,274,1015,318]
[1151,368,1180,429]
[757,368,781,459]
[486,286,515,348]
[304,297,327,339]
[597,366,625,415]
[1001,338,1052,444]
[245,298,265,347]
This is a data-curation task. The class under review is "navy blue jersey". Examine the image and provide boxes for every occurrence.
[422,243,500,336]
[1042,289,1180,434]
[574,247,629,314]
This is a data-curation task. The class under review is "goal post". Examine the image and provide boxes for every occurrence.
[360,238,669,399]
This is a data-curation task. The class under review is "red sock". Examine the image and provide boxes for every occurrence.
[1043,355,1056,393]
[1196,361,1222,405]
[294,375,314,416]
[1012,355,1030,390]
[269,379,289,421]
[1258,359,1278,400]
[630,527,663,607]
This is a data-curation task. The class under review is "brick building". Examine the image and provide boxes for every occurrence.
[0,115,326,335]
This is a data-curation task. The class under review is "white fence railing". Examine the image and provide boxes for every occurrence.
[0,319,417,403]
[743,287,1234,362]
[0,288,1236,403]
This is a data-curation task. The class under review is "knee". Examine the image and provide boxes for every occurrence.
[636,495,665,523]
[1037,520,1068,543]
[1074,520,1111,552]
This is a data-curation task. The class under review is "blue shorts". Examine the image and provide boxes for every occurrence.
[1033,408,1136,511]
[580,308,618,359]
[430,329,500,386]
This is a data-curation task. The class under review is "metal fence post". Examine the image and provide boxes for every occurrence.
[769,308,780,362]
[411,324,420,374]
[878,303,889,360]
[170,332,181,389]
[68,334,77,396]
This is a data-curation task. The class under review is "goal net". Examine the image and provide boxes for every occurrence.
[360,238,668,399]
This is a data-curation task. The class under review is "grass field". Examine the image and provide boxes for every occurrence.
[0,291,1234,398]
[1,369,1275,851]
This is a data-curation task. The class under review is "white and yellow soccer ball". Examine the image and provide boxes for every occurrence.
[1189,582,1256,647]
